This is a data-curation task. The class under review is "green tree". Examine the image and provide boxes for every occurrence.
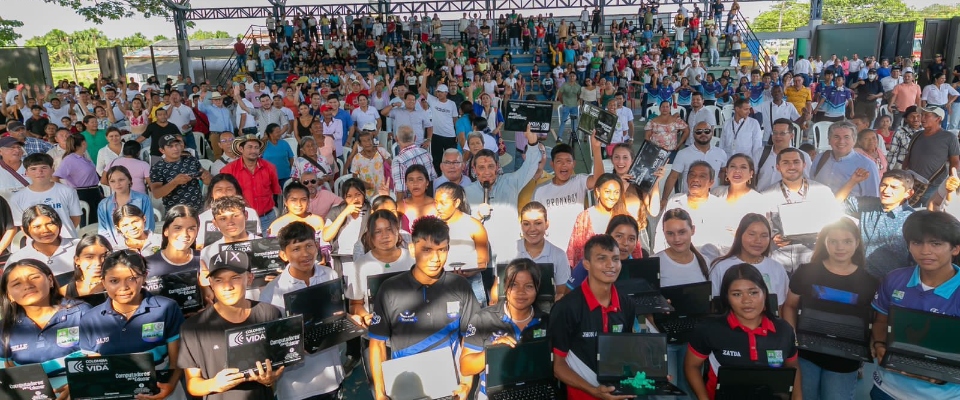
[25,28,110,65]
[188,30,233,40]
[113,33,152,49]
[0,18,24,46]
[153,35,170,42]
[38,0,169,24]
[750,1,809,32]
[751,0,919,32]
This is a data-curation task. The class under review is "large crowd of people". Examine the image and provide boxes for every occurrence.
[1,3,960,400]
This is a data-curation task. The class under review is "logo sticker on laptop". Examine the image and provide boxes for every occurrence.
[766,350,784,367]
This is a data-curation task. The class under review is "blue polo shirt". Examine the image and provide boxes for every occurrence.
[746,82,766,109]
[702,81,722,102]
[819,86,853,118]
[335,109,353,146]
[79,291,184,379]
[0,299,89,390]
[872,265,960,399]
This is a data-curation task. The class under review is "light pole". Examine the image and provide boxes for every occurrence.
[66,36,79,83]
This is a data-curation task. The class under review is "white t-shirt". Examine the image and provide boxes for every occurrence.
[656,250,710,288]
[670,146,727,193]
[0,163,30,202]
[532,174,589,240]
[164,104,196,134]
[345,249,416,310]
[8,238,78,276]
[426,95,458,138]
[351,106,381,133]
[10,183,82,238]
[709,256,789,306]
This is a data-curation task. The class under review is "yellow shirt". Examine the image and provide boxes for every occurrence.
[518,171,554,212]
[784,86,811,115]
[149,103,167,122]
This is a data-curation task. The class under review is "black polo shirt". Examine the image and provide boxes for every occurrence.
[368,269,479,359]
[687,312,798,399]
[549,280,637,400]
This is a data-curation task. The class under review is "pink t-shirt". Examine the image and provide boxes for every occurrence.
[309,188,343,220]
[106,157,151,193]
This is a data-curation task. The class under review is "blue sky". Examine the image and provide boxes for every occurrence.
[9,0,941,43]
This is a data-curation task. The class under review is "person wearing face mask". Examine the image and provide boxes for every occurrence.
[851,68,884,126]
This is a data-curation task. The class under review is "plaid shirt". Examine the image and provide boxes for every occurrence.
[391,144,437,193]
[24,137,54,156]
[886,125,922,170]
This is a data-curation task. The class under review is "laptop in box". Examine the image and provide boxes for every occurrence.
[283,279,365,353]
[224,315,305,376]
[0,363,56,400]
[617,258,674,314]
[881,306,960,384]
[66,352,159,400]
[484,339,557,400]
[795,299,871,362]
[596,333,686,397]
[495,263,556,313]
[653,281,713,344]
[382,347,459,400]
[715,366,796,400]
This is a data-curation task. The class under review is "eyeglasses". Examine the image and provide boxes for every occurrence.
[441,161,462,165]
[301,179,318,184]
[771,130,791,136]
[694,129,712,134]
[219,138,233,143]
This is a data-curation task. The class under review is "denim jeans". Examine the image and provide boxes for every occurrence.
[870,386,896,400]
[709,48,720,66]
[510,37,520,51]
[558,104,580,139]
[264,71,275,83]
[798,357,858,400]
[465,272,487,306]
[666,344,692,396]
[950,103,960,130]
[259,209,278,232]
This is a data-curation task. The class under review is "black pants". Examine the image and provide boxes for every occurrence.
[431,135,458,175]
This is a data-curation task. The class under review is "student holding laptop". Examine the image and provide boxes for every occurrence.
[259,221,344,400]
[685,263,802,400]
[79,250,187,399]
[368,216,478,400]
[179,249,285,400]
[549,234,639,400]
[461,258,552,400]
[0,259,90,400]
[781,219,878,400]
[871,211,960,399]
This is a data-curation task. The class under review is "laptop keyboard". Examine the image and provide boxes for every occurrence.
[306,319,355,342]
[803,319,864,341]
[660,318,700,334]
[491,383,557,400]
[632,295,670,309]
[798,334,869,359]
[887,354,960,375]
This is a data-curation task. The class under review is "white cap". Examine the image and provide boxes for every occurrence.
[436,84,449,92]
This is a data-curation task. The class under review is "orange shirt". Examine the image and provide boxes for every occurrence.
[892,83,921,112]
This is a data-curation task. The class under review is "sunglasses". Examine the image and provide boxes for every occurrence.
[301,179,318,184]
[694,129,712,134]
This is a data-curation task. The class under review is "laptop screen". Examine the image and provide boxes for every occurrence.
[618,258,661,289]
[367,271,405,301]
[661,282,712,315]
[485,339,553,389]
[597,334,668,380]
[283,280,345,323]
[889,306,960,359]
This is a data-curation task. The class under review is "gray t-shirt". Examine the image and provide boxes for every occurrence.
[907,129,960,179]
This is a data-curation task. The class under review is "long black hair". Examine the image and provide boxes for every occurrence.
[1,259,66,359]
[435,182,470,214]
[717,263,777,321]
[160,205,201,249]
[73,234,114,282]
[203,174,244,211]
[711,213,771,270]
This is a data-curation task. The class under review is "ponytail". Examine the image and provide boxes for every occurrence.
[690,243,709,280]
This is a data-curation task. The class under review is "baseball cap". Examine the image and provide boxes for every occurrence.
[208,250,249,276]
[6,121,25,131]
[436,84,449,92]
[868,68,877,73]
[361,122,378,131]
[0,137,24,148]
[158,134,183,148]
[921,105,946,120]
[320,104,333,112]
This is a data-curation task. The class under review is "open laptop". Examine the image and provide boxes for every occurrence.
[366,270,406,306]
[220,237,284,286]
[653,282,713,344]
[283,279,365,353]
[617,258,674,314]
[496,263,556,313]
[597,333,686,397]
[225,315,305,376]
[485,339,557,400]
[881,306,960,384]
[796,300,871,362]
[66,352,159,399]
[715,366,796,400]
[145,269,203,314]
[0,363,56,400]
[382,347,459,400]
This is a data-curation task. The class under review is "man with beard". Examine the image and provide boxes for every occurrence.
[531,134,603,240]
[755,119,811,191]
[663,121,727,199]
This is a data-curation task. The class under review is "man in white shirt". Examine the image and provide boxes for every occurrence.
[613,94,634,146]
[163,90,197,150]
[433,149,472,191]
[12,153,82,238]
[532,138,603,240]
[664,121,727,199]
[720,98,763,162]
[759,86,804,142]
[684,59,706,88]
[881,67,903,96]
[685,93,717,146]
[419,73,459,173]
[921,73,959,129]
[793,55,812,85]
[755,119,812,191]
[459,13,470,43]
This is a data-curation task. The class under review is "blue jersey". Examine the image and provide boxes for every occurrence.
[702,81,722,101]
[0,299,88,390]
[676,87,694,106]
[746,82,766,108]
[80,292,185,377]
[645,83,663,105]
[820,86,852,117]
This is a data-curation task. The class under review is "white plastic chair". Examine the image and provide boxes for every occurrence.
[79,201,90,228]
[284,137,299,154]
[812,121,834,151]
[703,105,721,125]
[193,132,208,159]
[9,231,25,252]
[645,106,659,119]
[334,174,354,197]
[139,148,151,162]
[100,184,112,198]
[791,123,803,148]
[199,159,213,172]
[720,107,734,127]
[78,224,98,238]
[154,207,163,225]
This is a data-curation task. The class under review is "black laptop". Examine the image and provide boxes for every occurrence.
[485,339,557,400]
[796,300,871,362]
[597,333,686,397]
[881,306,960,384]
[66,352,159,399]
[145,269,203,314]
[0,363,56,400]
[220,237,285,286]
[283,279,365,353]
[225,314,305,375]
[617,258,674,314]
[366,270,406,306]
[715,366,796,400]
[653,281,713,344]
[496,263,556,313]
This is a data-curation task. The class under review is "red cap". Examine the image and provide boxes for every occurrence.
[320,104,332,112]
